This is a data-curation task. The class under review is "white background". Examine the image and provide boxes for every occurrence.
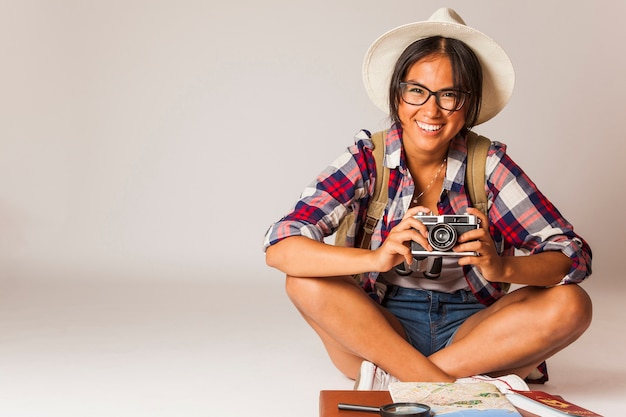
[1,0,624,278]
[0,1,624,416]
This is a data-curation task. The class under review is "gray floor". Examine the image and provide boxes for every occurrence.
[0,263,621,417]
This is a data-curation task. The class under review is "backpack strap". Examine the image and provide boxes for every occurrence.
[357,130,390,249]
[465,131,491,216]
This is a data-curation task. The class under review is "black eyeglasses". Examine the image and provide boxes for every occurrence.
[400,82,470,111]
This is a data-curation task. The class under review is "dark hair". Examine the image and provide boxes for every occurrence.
[388,36,482,135]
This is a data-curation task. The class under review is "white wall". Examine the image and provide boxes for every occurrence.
[1,1,624,282]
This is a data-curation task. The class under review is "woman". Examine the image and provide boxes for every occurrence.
[263,8,592,389]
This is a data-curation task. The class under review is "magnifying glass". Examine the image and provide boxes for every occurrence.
[338,402,431,417]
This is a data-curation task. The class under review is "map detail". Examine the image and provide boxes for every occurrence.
[390,381,520,416]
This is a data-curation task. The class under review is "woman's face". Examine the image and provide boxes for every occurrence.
[398,54,467,157]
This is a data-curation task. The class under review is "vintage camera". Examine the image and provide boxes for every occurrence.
[411,213,480,258]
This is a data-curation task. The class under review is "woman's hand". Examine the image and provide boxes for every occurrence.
[371,205,433,272]
[454,207,504,281]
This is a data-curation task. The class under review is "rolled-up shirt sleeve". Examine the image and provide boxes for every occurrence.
[534,235,591,284]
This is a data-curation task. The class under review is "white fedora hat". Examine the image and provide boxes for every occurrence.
[362,7,514,125]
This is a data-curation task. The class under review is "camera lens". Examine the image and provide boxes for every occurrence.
[428,223,457,251]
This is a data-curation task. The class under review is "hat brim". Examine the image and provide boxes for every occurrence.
[362,20,515,125]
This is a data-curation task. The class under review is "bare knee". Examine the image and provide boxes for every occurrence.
[540,284,593,340]
[284,275,318,311]
[284,275,355,316]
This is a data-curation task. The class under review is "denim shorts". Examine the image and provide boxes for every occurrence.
[382,286,486,357]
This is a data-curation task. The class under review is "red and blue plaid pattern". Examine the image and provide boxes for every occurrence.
[264,126,592,306]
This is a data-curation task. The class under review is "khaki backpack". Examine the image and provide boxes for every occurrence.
[334,130,491,249]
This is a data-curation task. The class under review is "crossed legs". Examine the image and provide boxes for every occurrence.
[285,275,592,382]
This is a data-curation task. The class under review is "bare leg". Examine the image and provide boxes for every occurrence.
[285,275,454,382]
[286,274,591,382]
[429,284,593,379]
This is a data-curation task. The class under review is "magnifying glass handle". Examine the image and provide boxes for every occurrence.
[338,403,380,413]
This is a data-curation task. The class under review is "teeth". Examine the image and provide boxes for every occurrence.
[417,121,442,132]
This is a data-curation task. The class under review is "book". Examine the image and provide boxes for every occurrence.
[454,374,603,417]
[389,381,522,416]
[506,390,603,417]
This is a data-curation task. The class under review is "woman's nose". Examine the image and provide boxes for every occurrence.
[421,94,441,116]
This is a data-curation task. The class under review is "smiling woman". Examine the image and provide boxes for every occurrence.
[0,1,622,416]
[389,36,483,134]
[397,53,469,193]
[263,6,592,391]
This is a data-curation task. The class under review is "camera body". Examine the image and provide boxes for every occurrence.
[411,213,480,258]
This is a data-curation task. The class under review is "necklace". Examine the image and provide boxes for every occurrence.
[412,158,447,204]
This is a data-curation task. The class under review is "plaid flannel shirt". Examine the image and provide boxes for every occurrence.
[263,125,592,305]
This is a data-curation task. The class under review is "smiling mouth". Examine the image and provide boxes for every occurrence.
[416,121,443,132]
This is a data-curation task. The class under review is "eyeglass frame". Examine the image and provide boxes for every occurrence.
[399,82,470,112]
